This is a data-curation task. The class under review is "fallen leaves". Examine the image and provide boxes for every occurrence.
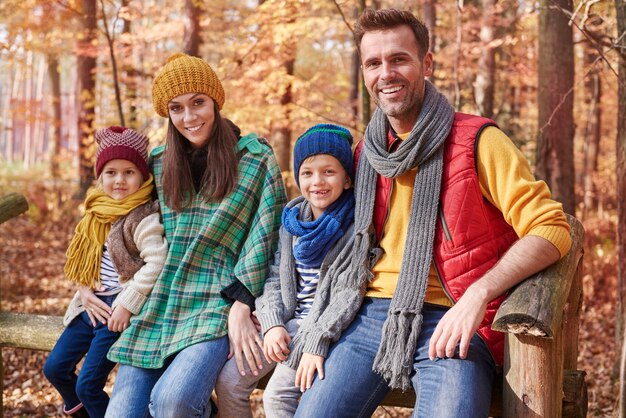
[0,207,619,417]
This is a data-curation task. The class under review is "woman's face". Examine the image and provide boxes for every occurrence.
[168,93,215,149]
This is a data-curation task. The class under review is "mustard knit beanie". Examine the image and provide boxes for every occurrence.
[152,52,225,118]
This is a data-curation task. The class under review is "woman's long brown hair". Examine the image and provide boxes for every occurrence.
[161,102,238,212]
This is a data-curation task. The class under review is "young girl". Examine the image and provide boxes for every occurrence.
[215,124,363,418]
[43,126,168,418]
[105,53,286,418]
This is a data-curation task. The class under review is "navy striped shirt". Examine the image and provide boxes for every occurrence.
[294,261,320,319]
[95,246,122,295]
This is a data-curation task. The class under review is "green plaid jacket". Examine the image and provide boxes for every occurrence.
[108,134,287,368]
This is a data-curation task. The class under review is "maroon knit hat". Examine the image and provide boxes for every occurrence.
[95,126,150,180]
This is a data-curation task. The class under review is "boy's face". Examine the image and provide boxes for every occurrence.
[101,159,144,200]
[298,154,351,220]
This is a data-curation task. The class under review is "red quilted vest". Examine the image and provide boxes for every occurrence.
[354,112,519,365]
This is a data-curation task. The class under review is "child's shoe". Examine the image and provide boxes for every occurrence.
[64,403,90,418]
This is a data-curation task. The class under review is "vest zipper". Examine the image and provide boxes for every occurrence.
[438,205,452,242]
[432,260,455,302]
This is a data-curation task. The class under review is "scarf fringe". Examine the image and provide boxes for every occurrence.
[64,231,105,286]
[373,311,424,390]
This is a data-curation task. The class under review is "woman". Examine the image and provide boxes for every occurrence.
[105,53,286,418]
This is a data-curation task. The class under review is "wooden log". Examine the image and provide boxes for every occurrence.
[0,193,28,225]
[503,330,564,417]
[562,370,587,418]
[563,259,584,370]
[0,312,586,416]
[0,312,63,351]
[493,214,584,338]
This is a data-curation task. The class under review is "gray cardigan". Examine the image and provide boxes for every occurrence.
[255,196,366,369]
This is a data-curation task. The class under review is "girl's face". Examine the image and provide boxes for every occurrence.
[101,159,144,200]
[298,154,351,220]
[168,93,215,149]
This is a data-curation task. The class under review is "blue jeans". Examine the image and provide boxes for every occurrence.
[105,336,229,418]
[295,298,496,418]
[43,294,119,418]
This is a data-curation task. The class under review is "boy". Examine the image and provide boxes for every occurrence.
[215,124,362,418]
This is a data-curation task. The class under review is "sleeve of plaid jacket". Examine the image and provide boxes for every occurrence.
[232,150,287,298]
[255,243,286,335]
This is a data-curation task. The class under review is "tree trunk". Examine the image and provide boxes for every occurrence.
[121,0,138,127]
[358,0,371,126]
[270,52,295,175]
[349,7,359,129]
[615,0,626,414]
[421,0,437,77]
[47,54,62,180]
[23,49,33,169]
[535,0,575,215]
[101,1,125,127]
[453,1,463,109]
[75,0,98,199]
[580,19,602,220]
[474,0,496,118]
[183,0,203,57]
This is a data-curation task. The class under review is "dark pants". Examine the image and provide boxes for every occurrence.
[43,294,119,418]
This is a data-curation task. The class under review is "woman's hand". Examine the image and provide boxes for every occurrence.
[262,326,291,363]
[108,305,132,332]
[78,286,112,326]
[227,301,265,376]
[295,353,325,392]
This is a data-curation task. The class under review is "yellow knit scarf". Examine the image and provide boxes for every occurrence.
[64,175,154,287]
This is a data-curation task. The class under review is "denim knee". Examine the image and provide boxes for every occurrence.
[75,374,101,405]
[150,386,212,418]
[43,355,67,385]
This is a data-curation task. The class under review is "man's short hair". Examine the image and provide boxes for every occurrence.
[354,8,430,59]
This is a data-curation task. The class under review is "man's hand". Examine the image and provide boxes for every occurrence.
[263,326,291,363]
[78,286,112,326]
[227,301,265,376]
[295,353,325,392]
[108,305,132,332]
[429,235,563,361]
[428,287,488,360]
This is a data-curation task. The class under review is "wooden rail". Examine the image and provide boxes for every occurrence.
[0,211,588,417]
[0,193,28,225]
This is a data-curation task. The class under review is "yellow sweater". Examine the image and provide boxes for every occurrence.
[366,126,572,305]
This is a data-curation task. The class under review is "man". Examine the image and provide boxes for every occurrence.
[294,8,572,417]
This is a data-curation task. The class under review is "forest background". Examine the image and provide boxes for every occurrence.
[0,0,624,416]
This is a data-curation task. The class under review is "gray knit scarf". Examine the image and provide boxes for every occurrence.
[353,80,455,390]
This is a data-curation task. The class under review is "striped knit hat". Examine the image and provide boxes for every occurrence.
[152,53,225,117]
[95,126,150,180]
[293,123,354,188]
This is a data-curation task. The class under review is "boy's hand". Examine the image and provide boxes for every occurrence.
[227,301,265,376]
[108,305,132,332]
[263,326,291,363]
[78,286,112,326]
[295,353,325,392]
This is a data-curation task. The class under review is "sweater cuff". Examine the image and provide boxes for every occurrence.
[221,280,256,311]
[259,311,285,336]
[528,225,572,258]
[115,287,147,315]
[301,329,331,358]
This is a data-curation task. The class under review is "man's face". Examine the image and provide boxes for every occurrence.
[360,25,433,133]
